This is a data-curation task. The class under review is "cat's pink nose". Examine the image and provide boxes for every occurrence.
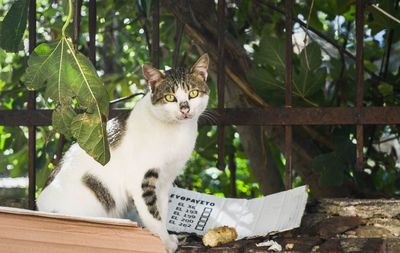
[180,107,190,114]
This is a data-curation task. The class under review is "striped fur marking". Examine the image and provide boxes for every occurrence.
[43,165,61,189]
[142,168,161,220]
[107,111,130,149]
[82,173,116,212]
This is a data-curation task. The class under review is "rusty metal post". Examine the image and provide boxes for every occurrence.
[88,0,96,64]
[284,0,294,189]
[355,0,365,171]
[72,0,82,50]
[217,0,226,171]
[151,0,160,68]
[229,152,237,197]
[28,0,37,210]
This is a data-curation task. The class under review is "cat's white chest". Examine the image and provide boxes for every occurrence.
[122,116,196,170]
[153,123,196,163]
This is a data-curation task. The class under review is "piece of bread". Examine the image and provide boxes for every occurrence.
[202,226,238,247]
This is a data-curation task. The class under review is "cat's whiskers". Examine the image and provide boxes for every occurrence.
[200,110,218,125]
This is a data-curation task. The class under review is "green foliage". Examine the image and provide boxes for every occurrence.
[178,126,261,198]
[0,0,28,52]
[1,0,400,199]
[24,1,110,165]
[248,38,326,106]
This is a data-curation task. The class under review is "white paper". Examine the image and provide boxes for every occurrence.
[256,240,283,251]
[167,185,308,239]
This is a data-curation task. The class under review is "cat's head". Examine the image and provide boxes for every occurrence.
[142,54,210,123]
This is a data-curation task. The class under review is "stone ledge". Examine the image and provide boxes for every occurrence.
[177,198,400,253]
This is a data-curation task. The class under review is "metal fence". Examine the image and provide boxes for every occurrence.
[0,0,399,210]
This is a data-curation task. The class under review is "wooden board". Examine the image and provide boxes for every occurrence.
[0,206,166,253]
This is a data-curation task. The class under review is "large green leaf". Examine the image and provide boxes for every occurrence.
[254,35,286,76]
[293,43,326,103]
[71,113,109,165]
[248,38,326,106]
[25,38,110,165]
[247,68,285,105]
[52,104,77,139]
[312,153,345,187]
[0,0,28,52]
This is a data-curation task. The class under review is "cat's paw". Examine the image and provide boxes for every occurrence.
[163,234,178,253]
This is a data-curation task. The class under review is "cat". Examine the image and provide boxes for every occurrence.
[37,54,210,253]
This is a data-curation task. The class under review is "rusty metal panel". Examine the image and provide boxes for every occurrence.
[355,0,365,171]
[217,0,226,171]
[88,0,96,64]
[2,107,400,126]
[220,107,400,125]
[72,0,82,50]
[28,0,37,210]
[285,0,294,189]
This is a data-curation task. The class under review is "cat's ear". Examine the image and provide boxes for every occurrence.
[190,53,209,82]
[142,64,164,90]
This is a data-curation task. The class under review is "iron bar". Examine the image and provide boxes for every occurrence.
[151,0,160,68]
[28,0,37,210]
[355,0,365,171]
[284,0,294,189]
[88,0,96,64]
[4,107,400,126]
[217,0,226,171]
[229,152,237,198]
[72,0,82,50]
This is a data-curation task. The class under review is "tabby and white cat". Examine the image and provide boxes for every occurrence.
[37,54,210,253]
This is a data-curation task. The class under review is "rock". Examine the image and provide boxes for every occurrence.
[316,216,366,239]
[318,199,400,219]
[354,226,393,238]
[368,218,400,237]
[320,238,386,253]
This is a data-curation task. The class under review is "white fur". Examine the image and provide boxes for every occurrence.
[37,89,209,252]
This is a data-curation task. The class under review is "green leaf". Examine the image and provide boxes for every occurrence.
[249,40,325,106]
[247,68,285,105]
[312,153,345,187]
[52,105,77,139]
[293,43,326,105]
[71,113,110,165]
[254,35,286,75]
[299,43,322,71]
[378,82,393,97]
[0,0,28,52]
[25,38,110,165]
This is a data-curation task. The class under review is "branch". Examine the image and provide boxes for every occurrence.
[224,66,267,107]
[371,4,400,25]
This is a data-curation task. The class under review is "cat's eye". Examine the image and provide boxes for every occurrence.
[164,94,177,102]
[189,89,199,99]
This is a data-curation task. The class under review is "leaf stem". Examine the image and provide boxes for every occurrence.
[61,0,73,37]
